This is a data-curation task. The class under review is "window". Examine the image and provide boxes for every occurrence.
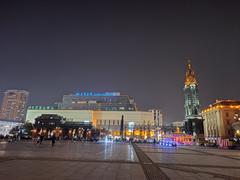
[113,120,115,125]
[226,112,229,117]
[109,120,111,125]
[100,120,102,125]
[104,120,106,125]
[119,107,125,110]
[117,120,119,125]
[226,119,230,125]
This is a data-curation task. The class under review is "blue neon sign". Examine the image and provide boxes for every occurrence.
[75,92,120,97]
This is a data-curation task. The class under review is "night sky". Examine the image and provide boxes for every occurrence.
[0,0,240,123]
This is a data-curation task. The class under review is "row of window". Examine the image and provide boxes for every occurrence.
[207,129,232,137]
[97,119,120,126]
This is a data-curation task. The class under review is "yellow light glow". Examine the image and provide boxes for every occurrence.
[31,129,37,133]
[113,131,120,136]
[134,130,140,136]
[150,130,154,137]
[126,131,131,136]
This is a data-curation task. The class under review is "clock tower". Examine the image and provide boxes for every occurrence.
[184,60,204,136]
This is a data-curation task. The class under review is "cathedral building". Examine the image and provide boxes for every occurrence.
[184,60,204,136]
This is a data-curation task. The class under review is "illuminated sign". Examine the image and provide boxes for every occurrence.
[28,106,55,110]
[128,122,135,131]
[75,92,120,97]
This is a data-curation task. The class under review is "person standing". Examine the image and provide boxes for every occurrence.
[51,133,56,147]
[40,133,44,144]
[153,138,156,145]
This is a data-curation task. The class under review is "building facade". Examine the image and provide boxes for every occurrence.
[183,61,204,136]
[57,92,137,111]
[94,111,154,135]
[164,121,184,134]
[26,107,154,137]
[202,100,240,141]
[0,120,22,136]
[26,92,160,138]
[0,90,29,122]
[148,109,163,127]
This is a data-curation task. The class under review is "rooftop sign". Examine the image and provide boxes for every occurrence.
[75,92,120,97]
[28,106,56,110]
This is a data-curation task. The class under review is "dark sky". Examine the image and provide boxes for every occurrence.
[0,0,240,123]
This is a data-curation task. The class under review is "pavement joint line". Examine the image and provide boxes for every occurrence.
[138,146,180,151]
[132,143,170,180]
[158,163,239,180]
[143,151,204,155]
[143,162,152,165]
[156,163,240,169]
[0,156,139,164]
[181,147,240,161]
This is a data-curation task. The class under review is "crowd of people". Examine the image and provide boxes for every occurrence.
[36,132,56,147]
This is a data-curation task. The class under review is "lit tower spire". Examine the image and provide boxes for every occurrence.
[185,59,197,86]
[184,59,200,119]
[183,59,204,136]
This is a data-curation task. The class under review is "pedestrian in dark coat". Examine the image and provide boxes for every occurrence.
[51,133,56,147]
[40,134,44,144]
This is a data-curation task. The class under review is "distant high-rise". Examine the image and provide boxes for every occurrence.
[0,90,29,122]
[183,60,204,136]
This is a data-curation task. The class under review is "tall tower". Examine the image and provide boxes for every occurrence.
[0,90,29,122]
[183,60,204,136]
[184,60,200,119]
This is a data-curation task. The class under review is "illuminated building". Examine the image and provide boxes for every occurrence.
[164,121,184,134]
[26,92,158,138]
[94,111,154,137]
[0,120,22,136]
[57,92,136,111]
[26,106,154,138]
[0,90,29,122]
[166,121,184,127]
[202,100,240,141]
[183,60,204,136]
[232,111,240,139]
[148,109,163,127]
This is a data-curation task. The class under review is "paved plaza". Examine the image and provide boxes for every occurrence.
[0,141,239,180]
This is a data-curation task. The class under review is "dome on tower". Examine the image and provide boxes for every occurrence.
[185,60,198,86]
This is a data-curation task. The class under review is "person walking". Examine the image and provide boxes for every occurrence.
[51,133,56,147]
[40,133,44,144]
[37,133,44,144]
[153,138,156,145]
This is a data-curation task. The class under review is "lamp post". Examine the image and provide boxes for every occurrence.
[120,115,124,140]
